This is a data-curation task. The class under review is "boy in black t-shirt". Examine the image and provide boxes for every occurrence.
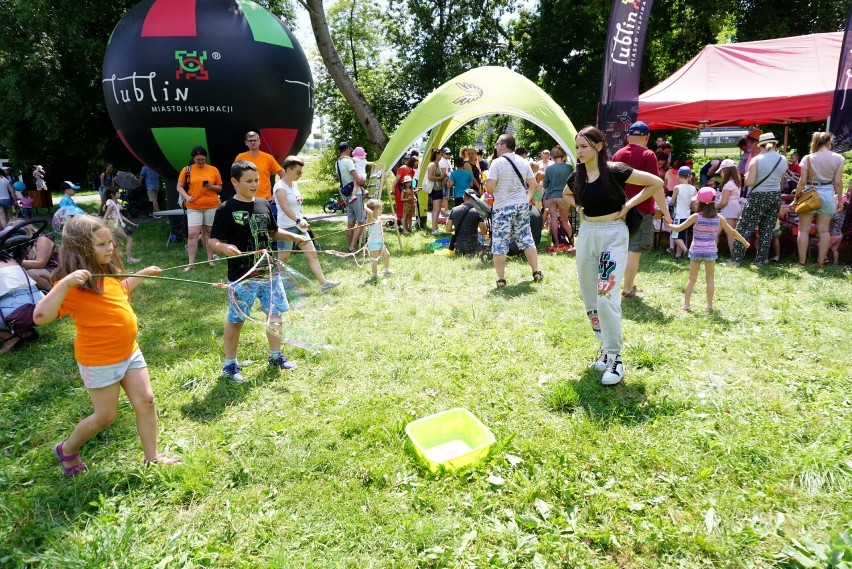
[209,161,309,382]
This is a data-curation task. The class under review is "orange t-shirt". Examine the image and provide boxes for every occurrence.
[234,151,283,200]
[58,277,139,366]
[178,164,223,210]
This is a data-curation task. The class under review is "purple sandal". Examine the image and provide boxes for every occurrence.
[53,441,88,477]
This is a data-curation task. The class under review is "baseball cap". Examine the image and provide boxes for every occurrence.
[718,158,736,169]
[627,121,650,136]
[442,147,451,154]
[402,175,412,184]
[678,166,692,176]
[695,187,716,204]
[747,129,763,141]
[61,181,80,190]
[464,188,478,197]
[338,141,350,152]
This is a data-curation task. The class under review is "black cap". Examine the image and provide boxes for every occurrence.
[338,141,350,152]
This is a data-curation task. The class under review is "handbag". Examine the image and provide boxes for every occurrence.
[790,158,822,215]
[0,267,37,335]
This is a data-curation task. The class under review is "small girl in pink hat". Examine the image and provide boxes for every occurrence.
[666,187,750,312]
[350,146,374,203]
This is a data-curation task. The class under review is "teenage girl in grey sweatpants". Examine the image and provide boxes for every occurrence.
[567,126,665,386]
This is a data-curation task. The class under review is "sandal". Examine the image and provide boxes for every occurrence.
[496,279,507,288]
[53,441,88,477]
[144,453,182,467]
[532,270,543,282]
[622,286,640,299]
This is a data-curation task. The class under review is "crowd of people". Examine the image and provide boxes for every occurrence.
[0,123,849,476]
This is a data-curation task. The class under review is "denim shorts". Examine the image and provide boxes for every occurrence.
[227,275,289,323]
[491,203,534,255]
[0,198,11,211]
[688,252,718,262]
[277,226,307,251]
[813,185,837,215]
[78,348,147,389]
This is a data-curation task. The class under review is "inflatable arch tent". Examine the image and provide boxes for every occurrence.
[376,66,579,200]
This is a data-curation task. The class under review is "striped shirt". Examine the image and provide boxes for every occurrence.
[690,214,720,257]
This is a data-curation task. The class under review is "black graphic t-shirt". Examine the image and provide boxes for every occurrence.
[210,198,279,282]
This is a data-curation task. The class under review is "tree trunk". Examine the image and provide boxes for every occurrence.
[298,0,389,152]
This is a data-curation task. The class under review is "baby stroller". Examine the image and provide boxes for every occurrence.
[0,220,46,352]
[114,171,151,218]
[464,190,494,261]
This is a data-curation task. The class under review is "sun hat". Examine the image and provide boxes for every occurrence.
[352,146,366,159]
[678,165,692,176]
[627,121,650,136]
[757,132,778,147]
[718,158,736,169]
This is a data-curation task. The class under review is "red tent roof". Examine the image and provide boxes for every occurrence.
[638,32,843,129]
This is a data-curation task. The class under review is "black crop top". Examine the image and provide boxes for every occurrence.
[575,162,633,217]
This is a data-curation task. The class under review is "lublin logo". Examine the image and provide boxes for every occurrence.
[175,50,209,81]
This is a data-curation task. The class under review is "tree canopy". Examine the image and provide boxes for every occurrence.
[0,0,848,182]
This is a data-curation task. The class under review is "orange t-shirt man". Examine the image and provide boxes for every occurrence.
[58,278,138,366]
[234,151,283,200]
[177,164,223,210]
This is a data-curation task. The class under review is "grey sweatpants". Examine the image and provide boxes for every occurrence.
[575,220,628,356]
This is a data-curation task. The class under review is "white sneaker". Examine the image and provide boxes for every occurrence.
[432,230,441,236]
[601,355,624,386]
[383,269,394,276]
[320,280,340,293]
[592,348,608,372]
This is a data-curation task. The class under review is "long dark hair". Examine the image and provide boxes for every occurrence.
[572,126,624,206]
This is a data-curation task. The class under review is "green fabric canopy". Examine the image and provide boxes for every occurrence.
[377,66,578,188]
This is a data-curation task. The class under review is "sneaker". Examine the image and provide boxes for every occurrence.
[601,355,624,386]
[432,230,441,236]
[222,362,245,383]
[592,348,608,372]
[269,354,297,371]
[320,280,340,293]
[383,269,394,276]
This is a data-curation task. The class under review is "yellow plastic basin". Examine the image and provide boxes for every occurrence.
[405,408,495,472]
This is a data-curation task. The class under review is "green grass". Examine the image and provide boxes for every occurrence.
[1,162,850,567]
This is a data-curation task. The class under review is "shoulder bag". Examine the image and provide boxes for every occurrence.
[336,160,354,198]
[790,157,822,215]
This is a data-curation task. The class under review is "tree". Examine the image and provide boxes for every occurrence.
[386,0,518,100]
[0,0,138,182]
[297,0,390,151]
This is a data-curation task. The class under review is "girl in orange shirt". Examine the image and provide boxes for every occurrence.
[34,215,179,475]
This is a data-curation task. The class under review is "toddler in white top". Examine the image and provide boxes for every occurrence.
[350,147,373,203]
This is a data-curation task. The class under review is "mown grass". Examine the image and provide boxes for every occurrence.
[1,160,850,567]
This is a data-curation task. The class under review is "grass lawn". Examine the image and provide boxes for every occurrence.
[1,161,850,568]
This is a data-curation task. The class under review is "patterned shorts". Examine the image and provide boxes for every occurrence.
[227,275,289,324]
[491,203,534,255]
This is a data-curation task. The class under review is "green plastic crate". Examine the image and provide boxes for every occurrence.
[405,408,495,472]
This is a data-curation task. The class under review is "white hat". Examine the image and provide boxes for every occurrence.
[718,158,736,169]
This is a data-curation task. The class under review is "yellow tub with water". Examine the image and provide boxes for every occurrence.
[405,408,495,472]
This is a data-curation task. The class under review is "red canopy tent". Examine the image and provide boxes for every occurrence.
[638,32,843,129]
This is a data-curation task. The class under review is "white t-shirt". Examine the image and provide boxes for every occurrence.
[273,179,302,229]
[438,157,451,182]
[489,153,534,209]
[673,183,696,219]
[353,157,368,179]
[0,177,12,201]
